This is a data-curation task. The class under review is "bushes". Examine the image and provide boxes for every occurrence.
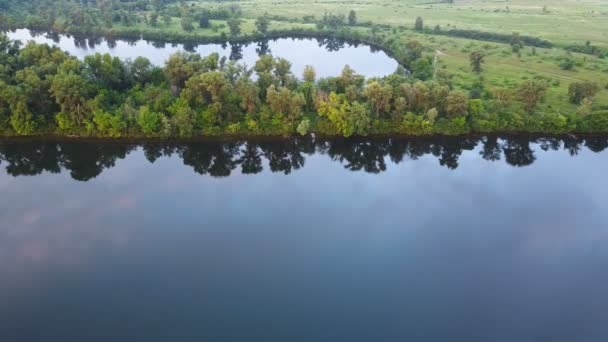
[400,112,433,135]
[533,112,572,134]
[137,106,164,136]
[581,111,608,132]
[434,117,470,135]
[93,111,126,138]
[568,82,600,104]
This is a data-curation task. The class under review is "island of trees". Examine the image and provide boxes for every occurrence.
[0,0,607,138]
[0,34,606,139]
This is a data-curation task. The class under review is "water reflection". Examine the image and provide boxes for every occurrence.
[0,136,606,181]
[1,135,607,341]
[5,29,398,78]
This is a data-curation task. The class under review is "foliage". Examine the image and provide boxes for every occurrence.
[296,118,310,136]
[0,35,607,138]
[568,82,600,104]
[469,51,484,73]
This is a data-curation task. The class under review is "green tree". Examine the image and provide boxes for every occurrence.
[510,32,523,53]
[517,80,548,112]
[568,81,599,104]
[254,54,278,100]
[227,18,242,37]
[303,65,316,83]
[446,90,469,117]
[235,77,260,114]
[348,10,357,26]
[84,53,128,90]
[364,81,393,118]
[317,92,370,137]
[9,98,38,135]
[255,15,270,35]
[415,17,423,31]
[162,12,172,25]
[137,105,163,136]
[412,58,433,80]
[93,111,126,137]
[50,72,95,131]
[266,85,305,121]
[164,52,202,92]
[129,57,153,85]
[199,15,210,29]
[300,67,316,112]
[168,98,196,137]
[469,51,485,73]
[297,119,310,136]
[274,58,293,87]
[149,12,159,27]
[181,16,194,32]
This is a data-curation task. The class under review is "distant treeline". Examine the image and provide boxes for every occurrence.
[565,42,608,58]
[430,28,553,48]
[1,136,606,181]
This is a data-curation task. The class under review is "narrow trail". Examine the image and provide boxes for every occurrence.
[498,63,584,82]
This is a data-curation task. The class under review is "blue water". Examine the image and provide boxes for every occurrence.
[0,137,607,341]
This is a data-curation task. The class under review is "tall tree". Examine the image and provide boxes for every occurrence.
[415,17,423,31]
[255,15,270,35]
[364,81,393,118]
[517,80,548,112]
[446,90,469,117]
[50,72,94,131]
[348,10,357,26]
[568,82,599,104]
[227,18,242,37]
[469,51,485,73]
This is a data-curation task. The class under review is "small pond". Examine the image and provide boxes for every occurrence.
[5,29,399,78]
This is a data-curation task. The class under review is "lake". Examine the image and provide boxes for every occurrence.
[5,29,399,78]
[1,136,608,341]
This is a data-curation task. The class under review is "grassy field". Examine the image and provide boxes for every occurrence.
[403,30,608,110]
[226,0,608,47]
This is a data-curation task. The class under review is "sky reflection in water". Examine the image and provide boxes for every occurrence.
[0,137,607,341]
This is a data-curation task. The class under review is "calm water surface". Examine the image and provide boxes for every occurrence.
[5,29,398,78]
[1,136,608,341]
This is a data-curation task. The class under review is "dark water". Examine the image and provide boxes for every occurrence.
[1,136,608,341]
[5,29,398,78]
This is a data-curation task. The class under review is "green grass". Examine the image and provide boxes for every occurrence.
[230,0,608,47]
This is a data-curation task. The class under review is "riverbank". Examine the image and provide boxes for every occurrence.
[1,30,607,140]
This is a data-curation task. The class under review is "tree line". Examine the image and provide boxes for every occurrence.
[0,35,606,139]
[1,136,606,181]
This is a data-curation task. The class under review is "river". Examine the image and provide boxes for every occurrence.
[0,136,607,340]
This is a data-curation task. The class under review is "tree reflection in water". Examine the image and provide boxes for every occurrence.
[0,136,606,181]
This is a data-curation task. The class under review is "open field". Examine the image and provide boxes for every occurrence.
[232,0,608,47]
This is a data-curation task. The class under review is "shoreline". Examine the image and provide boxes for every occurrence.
[0,131,605,144]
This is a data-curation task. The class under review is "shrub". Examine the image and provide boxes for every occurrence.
[582,110,608,132]
[468,99,485,117]
[401,112,433,135]
[93,111,126,137]
[296,119,311,136]
[137,106,163,136]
